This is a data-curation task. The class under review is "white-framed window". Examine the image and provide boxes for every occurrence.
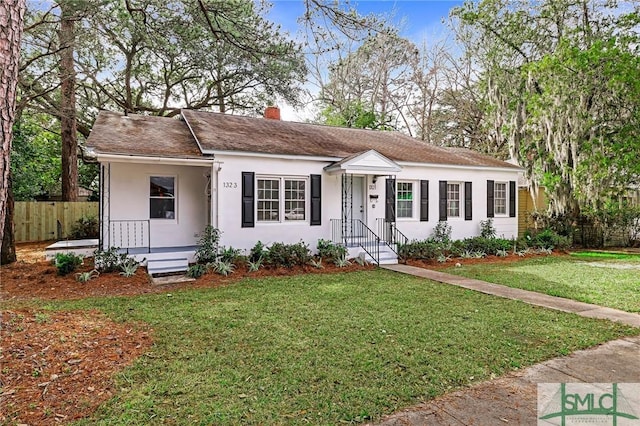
[397,181,414,219]
[257,176,307,223]
[150,176,176,219]
[494,182,507,215]
[447,183,460,218]
[257,178,280,221]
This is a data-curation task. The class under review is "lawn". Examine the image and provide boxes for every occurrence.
[26,269,635,425]
[443,255,640,313]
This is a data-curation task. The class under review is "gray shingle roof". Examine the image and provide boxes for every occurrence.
[86,110,519,170]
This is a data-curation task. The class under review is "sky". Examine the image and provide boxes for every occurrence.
[264,0,465,120]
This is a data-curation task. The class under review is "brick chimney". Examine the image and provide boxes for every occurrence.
[264,106,281,120]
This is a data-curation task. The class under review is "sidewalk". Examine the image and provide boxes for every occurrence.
[372,264,640,425]
[382,264,640,328]
[373,336,640,425]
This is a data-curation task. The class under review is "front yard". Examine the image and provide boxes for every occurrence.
[4,269,636,425]
[441,254,640,312]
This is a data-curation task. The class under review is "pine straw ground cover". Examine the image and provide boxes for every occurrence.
[2,271,633,425]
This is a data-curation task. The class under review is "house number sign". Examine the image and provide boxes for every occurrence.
[223,182,237,188]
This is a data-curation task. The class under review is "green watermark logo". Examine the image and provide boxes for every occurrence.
[538,383,640,425]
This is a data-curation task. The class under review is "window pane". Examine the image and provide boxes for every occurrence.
[447,183,460,217]
[150,176,174,197]
[495,183,507,215]
[150,198,175,219]
[284,179,305,221]
[257,179,280,221]
[397,182,413,218]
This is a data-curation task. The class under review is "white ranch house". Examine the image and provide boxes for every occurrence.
[85,108,521,272]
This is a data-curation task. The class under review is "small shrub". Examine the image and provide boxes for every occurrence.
[219,246,242,263]
[317,239,348,262]
[266,241,311,267]
[209,259,235,276]
[186,264,207,279]
[94,247,126,273]
[530,228,570,250]
[76,269,99,283]
[69,216,99,239]
[249,241,266,262]
[353,254,367,266]
[436,253,451,263]
[334,256,351,268]
[247,256,264,272]
[431,221,452,245]
[53,252,83,276]
[398,239,442,261]
[309,258,324,269]
[479,219,496,239]
[496,249,508,257]
[195,225,221,264]
[460,250,474,259]
[120,257,141,277]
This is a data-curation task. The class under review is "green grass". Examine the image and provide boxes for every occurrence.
[570,251,640,261]
[28,270,637,425]
[444,256,640,312]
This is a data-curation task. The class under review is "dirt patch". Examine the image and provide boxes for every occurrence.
[0,309,152,425]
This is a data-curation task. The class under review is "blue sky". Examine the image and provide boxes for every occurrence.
[266,0,464,43]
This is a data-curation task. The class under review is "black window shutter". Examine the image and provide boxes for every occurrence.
[241,172,254,228]
[509,180,516,217]
[464,182,472,221]
[439,180,447,221]
[310,174,321,226]
[420,180,429,222]
[385,178,396,222]
[487,180,495,218]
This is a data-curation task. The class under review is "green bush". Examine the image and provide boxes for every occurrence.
[69,216,99,239]
[266,241,312,267]
[398,239,443,261]
[186,263,207,278]
[479,219,496,239]
[195,225,221,264]
[431,221,452,245]
[53,252,83,276]
[249,241,266,262]
[94,247,128,273]
[530,228,570,250]
[461,237,512,254]
[219,246,242,263]
[316,239,347,262]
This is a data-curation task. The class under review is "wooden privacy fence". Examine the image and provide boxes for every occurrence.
[14,201,98,242]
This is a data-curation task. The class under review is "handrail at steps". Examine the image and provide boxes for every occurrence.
[376,218,409,255]
[330,218,380,265]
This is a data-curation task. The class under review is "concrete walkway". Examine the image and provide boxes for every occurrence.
[382,264,640,328]
[373,336,640,425]
[371,264,640,425]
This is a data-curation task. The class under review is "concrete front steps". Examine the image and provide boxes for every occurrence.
[346,240,398,265]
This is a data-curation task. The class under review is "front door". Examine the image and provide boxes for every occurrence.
[352,176,365,224]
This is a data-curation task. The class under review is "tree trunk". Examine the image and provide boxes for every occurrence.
[59,3,79,202]
[1,174,17,265]
[0,0,26,245]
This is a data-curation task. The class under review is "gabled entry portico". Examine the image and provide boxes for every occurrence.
[324,150,405,264]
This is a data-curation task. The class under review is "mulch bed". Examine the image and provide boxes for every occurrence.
[0,309,152,425]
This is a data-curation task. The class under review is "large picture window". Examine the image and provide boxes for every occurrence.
[257,177,306,223]
[150,176,175,219]
[494,182,507,215]
[397,182,414,219]
[447,183,460,218]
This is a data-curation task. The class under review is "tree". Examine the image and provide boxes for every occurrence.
[0,0,26,261]
[453,0,640,218]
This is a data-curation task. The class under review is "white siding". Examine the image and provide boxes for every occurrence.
[106,162,209,248]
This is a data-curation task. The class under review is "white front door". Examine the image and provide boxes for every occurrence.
[352,176,365,224]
